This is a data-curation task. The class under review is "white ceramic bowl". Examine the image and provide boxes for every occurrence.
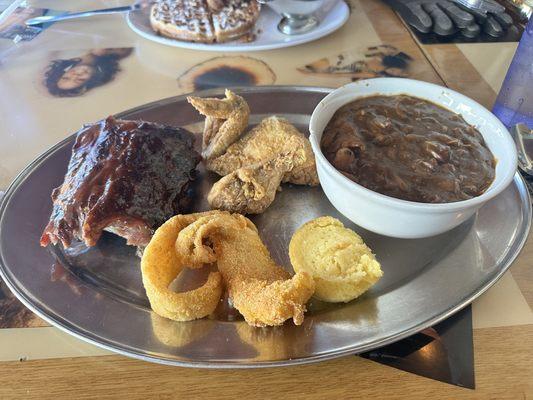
[309,78,518,238]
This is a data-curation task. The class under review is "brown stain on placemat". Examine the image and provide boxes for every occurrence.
[178,56,276,92]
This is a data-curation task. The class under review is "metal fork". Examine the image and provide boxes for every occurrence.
[25,3,144,26]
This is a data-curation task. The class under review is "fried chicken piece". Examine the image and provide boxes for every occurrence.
[207,153,294,214]
[176,212,316,326]
[188,91,319,214]
[141,211,223,322]
[206,116,319,186]
[187,89,250,159]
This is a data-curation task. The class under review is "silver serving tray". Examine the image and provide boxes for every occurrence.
[0,86,530,368]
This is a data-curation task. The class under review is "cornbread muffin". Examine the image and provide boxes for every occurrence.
[289,216,383,303]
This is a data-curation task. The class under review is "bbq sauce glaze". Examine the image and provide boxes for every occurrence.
[40,117,200,248]
[321,95,496,203]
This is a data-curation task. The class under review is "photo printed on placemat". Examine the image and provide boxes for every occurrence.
[43,48,133,97]
[297,45,413,81]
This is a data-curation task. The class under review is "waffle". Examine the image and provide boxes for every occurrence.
[150,0,215,43]
[150,0,260,44]
[212,0,261,43]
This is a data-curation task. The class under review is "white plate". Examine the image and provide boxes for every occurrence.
[126,2,349,52]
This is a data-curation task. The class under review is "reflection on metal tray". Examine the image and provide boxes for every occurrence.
[0,86,530,368]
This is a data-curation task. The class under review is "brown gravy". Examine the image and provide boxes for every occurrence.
[321,95,496,203]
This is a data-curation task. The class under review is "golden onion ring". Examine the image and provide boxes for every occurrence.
[141,211,223,322]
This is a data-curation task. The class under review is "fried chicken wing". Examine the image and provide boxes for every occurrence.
[206,116,319,186]
[207,155,293,214]
[176,212,315,326]
[187,89,250,159]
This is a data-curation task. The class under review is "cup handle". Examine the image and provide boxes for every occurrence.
[511,123,533,176]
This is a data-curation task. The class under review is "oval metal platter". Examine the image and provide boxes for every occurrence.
[0,86,530,367]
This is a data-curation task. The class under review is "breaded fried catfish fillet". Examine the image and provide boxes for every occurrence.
[175,212,316,326]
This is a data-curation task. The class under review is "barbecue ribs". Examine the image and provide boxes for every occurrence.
[40,116,200,248]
